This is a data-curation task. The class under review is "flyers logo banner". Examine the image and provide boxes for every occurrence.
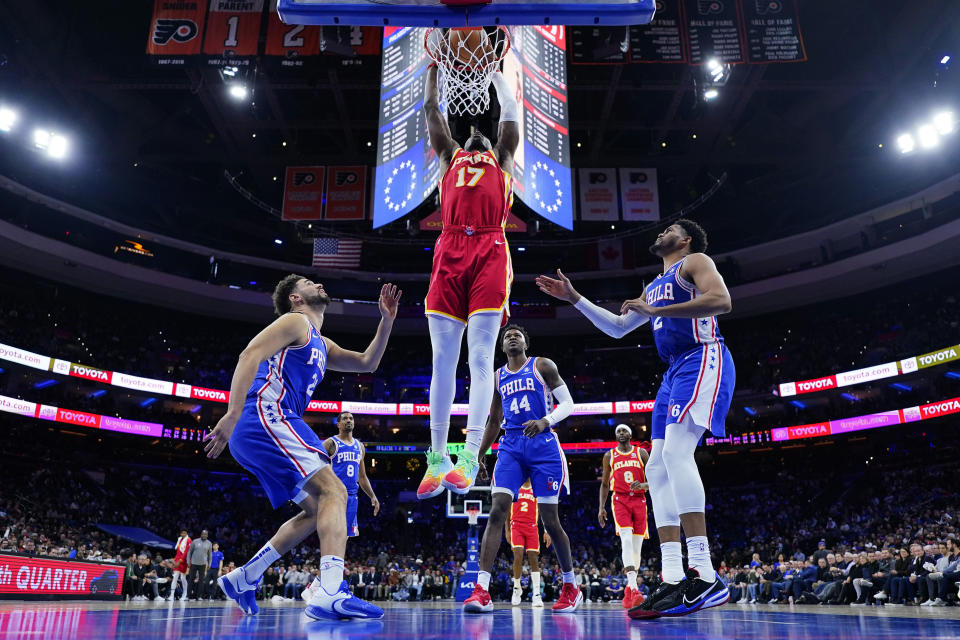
[324,166,367,220]
[282,166,325,221]
[264,0,320,65]
[203,0,266,62]
[146,0,207,64]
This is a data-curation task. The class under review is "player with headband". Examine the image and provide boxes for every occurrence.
[599,424,650,609]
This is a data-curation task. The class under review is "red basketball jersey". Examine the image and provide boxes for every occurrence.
[438,149,513,227]
[610,446,646,494]
[510,486,538,525]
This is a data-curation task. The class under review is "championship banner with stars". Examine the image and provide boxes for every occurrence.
[146,0,208,65]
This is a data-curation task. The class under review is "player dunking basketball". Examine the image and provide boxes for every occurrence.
[417,64,521,500]
[537,220,735,619]
[599,424,649,609]
[463,324,581,613]
[203,274,400,620]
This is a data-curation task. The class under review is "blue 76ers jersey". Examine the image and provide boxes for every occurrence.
[497,357,553,431]
[245,313,327,418]
[331,436,362,495]
[646,257,724,363]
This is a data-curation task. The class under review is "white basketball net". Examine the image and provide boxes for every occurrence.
[425,27,511,117]
[466,507,480,526]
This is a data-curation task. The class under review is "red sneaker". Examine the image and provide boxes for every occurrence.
[622,586,636,609]
[632,590,646,607]
[552,583,583,612]
[463,584,494,613]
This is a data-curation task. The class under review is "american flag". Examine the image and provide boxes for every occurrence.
[312,237,362,268]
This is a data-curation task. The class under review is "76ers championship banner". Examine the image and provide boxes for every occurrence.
[202,0,266,66]
[0,554,125,600]
[146,0,208,65]
[281,166,326,221]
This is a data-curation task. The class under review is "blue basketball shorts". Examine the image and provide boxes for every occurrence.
[346,493,359,537]
[229,399,330,509]
[652,343,735,440]
[491,429,570,504]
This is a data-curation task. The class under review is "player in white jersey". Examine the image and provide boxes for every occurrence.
[204,274,400,620]
[538,219,734,619]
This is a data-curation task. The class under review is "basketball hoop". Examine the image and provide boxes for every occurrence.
[466,506,481,526]
[425,26,511,117]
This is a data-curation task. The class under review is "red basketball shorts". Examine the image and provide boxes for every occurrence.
[425,229,513,326]
[612,493,648,536]
[511,522,540,552]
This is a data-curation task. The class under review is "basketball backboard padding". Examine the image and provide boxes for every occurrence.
[277,0,656,27]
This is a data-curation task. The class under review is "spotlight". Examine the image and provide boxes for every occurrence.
[896,133,915,154]
[917,124,939,149]
[932,110,955,135]
[0,107,17,132]
[48,134,69,159]
[228,84,248,101]
[274,238,283,245]
[33,128,51,149]
[222,66,239,77]
[941,55,951,65]
[706,58,721,71]
[704,88,719,100]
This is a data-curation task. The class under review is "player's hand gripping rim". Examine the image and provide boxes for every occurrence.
[203,413,238,459]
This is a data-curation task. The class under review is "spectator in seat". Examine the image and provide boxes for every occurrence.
[142,556,161,600]
[261,566,280,599]
[922,542,951,606]
[925,537,960,607]
[888,546,914,605]
[791,559,818,602]
[155,559,173,599]
[123,553,139,600]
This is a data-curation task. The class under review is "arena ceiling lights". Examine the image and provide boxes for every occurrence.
[0,106,17,132]
[896,109,956,154]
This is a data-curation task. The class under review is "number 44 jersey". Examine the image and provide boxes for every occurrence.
[498,357,553,431]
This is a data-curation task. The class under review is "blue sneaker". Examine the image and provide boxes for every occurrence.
[677,572,729,614]
[305,581,384,620]
[218,569,261,615]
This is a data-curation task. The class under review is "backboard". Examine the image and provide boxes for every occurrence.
[277,0,656,27]
[446,485,492,520]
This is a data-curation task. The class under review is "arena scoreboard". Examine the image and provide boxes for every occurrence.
[373,26,573,229]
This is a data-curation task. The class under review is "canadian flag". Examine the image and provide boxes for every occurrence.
[595,239,634,270]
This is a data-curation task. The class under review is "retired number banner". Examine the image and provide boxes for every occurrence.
[264,0,321,66]
[282,166,325,221]
[202,0,266,64]
[324,167,368,220]
[146,0,207,65]
[578,169,619,221]
[619,168,660,221]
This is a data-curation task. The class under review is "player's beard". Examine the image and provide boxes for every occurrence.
[648,234,678,256]
[304,291,331,307]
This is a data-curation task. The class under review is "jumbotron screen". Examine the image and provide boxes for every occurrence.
[373,26,573,229]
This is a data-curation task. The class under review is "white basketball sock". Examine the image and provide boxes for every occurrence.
[478,571,491,590]
[633,534,644,568]
[687,536,716,582]
[660,541,684,584]
[319,555,345,592]
[627,570,638,589]
[531,571,541,594]
[241,542,280,584]
[619,527,635,569]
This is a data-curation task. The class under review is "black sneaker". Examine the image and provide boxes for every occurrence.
[675,572,729,616]
[628,580,686,619]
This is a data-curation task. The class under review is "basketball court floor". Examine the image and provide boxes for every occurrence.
[3,600,959,640]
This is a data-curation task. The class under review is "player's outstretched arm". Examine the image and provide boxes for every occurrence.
[204,313,309,458]
[536,269,649,339]
[522,358,574,437]
[490,71,520,173]
[477,388,504,479]
[357,443,380,516]
[621,253,732,319]
[598,451,612,528]
[424,65,459,170]
[325,284,401,373]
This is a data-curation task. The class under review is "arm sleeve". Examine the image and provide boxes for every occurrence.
[489,72,519,123]
[573,297,649,339]
[544,384,574,426]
